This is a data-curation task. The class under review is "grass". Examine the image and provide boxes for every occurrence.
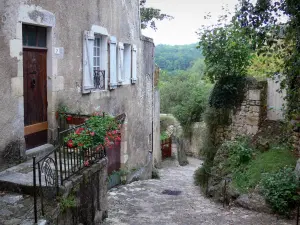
[232,146,297,193]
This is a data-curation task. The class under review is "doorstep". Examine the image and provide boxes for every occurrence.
[25,144,54,161]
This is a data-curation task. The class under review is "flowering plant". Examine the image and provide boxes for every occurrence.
[64,127,95,149]
[64,112,121,151]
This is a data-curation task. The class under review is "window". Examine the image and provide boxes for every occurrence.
[22,24,47,48]
[82,28,108,93]
[117,43,137,85]
[123,44,132,85]
[93,36,102,71]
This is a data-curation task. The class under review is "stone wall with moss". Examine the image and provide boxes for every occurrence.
[215,81,267,144]
[48,158,108,225]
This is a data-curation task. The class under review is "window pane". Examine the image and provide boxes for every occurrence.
[23,25,37,46]
[37,27,47,47]
[97,57,100,67]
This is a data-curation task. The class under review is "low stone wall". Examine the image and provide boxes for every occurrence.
[215,81,267,143]
[51,158,108,225]
[185,122,206,158]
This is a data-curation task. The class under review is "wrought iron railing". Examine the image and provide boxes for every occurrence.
[33,112,126,223]
[58,123,107,184]
[94,69,105,90]
[32,123,107,223]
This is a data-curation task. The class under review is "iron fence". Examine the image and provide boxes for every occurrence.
[32,123,106,223]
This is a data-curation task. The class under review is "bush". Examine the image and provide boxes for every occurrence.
[261,167,299,215]
[225,137,253,169]
[194,165,209,187]
[232,146,297,193]
[160,131,169,141]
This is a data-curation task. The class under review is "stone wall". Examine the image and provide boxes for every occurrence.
[185,122,206,158]
[215,81,267,143]
[53,158,108,225]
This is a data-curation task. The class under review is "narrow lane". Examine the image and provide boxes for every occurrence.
[103,158,293,225]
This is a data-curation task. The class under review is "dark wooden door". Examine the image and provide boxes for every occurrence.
[23,49,48,149]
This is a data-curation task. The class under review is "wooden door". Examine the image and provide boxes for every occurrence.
[23,49,48,149]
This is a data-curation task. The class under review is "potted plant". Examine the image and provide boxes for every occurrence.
[56,104,69,120]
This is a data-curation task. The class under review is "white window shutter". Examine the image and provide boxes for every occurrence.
[109,36,117,90]
[117,42,124,84]
[82,30,95,93]
[131,45,137,84]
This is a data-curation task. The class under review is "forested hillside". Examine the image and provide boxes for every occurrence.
[155,44,203,72]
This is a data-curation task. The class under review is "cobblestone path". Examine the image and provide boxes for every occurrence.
[103,158,293,225]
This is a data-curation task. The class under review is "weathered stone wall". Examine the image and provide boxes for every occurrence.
[0,0,156,174]
[54,158,108,225]
[215,81,267,143]
[185,122,206,158]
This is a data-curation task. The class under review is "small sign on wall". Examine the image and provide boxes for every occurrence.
[53,47,64,59]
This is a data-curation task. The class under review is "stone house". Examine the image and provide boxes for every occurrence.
[0,0,160,175]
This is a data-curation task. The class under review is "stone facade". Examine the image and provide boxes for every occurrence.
[215,81,267,143]
[0,0,157,173]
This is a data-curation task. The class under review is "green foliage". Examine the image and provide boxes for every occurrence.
[235,0,300,117]
[140,0,173,30]
[160,72,212,135]
[225,137,253,169]
[155,44,204,72]
[261,167,299,215]
[64,114,120,149]
[60,195,76,212]
[209,76,247,109]
[86,114,118,145]
[198,14,253,83]
[194,166,207,186]
[247,53,284,80]
[160,114,178,132]
[160,131,169,141]
[232,146,297,193]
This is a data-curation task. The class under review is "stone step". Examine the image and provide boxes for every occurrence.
[0,155,85,196]
[25,144,54,161]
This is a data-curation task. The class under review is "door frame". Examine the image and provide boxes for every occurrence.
[22,27,49,149]
[20,23,54,150]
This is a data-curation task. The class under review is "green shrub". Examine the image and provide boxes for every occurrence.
[226,137,253,169]
[160,131,169,141]
[261,167,299,215]
[194,166,209,187]
[232,146,297,193]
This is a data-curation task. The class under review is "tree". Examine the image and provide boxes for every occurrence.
[140,0,173,30]
[235,0,300,116]
[198,14,253,83]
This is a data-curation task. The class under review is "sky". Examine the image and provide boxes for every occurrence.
[142,0,240,45]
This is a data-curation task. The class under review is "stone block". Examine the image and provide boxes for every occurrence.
[249,106,260,113]
[11,77,23,97]
[247,125,259,135]
[249,100,256,106]
[249,90,261,101]
[246,115,260,126]
[10,39,22,60]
